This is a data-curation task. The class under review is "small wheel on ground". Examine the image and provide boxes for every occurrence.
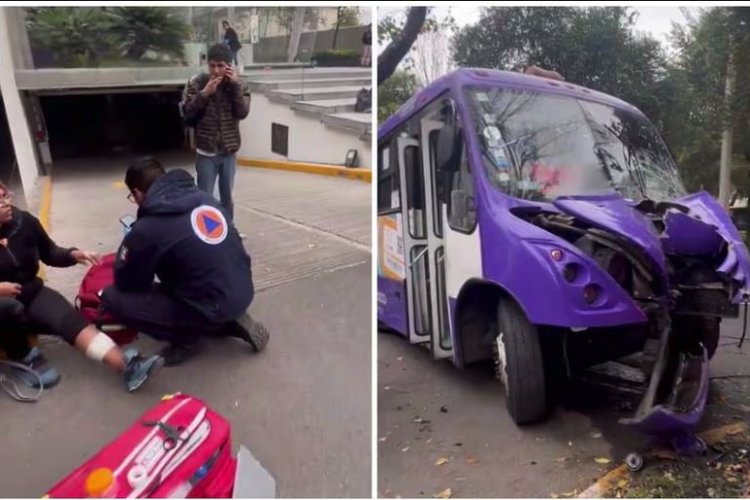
[493,297,548,425]
[625,452,644,472]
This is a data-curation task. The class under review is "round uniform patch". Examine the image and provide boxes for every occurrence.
[190,205,228,245]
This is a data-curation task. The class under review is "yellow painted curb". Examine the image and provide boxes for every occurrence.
[37,175,53,281]
[238,157,371,183]
[577,421,749,498]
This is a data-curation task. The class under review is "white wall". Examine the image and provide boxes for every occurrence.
[239,93,371,169]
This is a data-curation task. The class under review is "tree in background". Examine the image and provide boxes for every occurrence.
[105,7,189,61]
[332,7,360,50]
[378,7,457,120]
[662,7,750,198]
[377,7,427,85]
[26,6,190,66]
[452,7,666,119]
[26,7,112,67]
[378,70,419,124]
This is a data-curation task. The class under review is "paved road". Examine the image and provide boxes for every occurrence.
[378,318,750,498]
[0,152,372,498]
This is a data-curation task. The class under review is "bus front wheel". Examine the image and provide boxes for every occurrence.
[493,298,548,425]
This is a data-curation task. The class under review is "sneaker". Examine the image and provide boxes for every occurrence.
[122,349,164,392]
[158,341,205,367]
[11,347,61,389]
[223,313,270,352]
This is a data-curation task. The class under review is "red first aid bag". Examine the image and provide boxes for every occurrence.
[75,253,137,345]
[46,394,237,498]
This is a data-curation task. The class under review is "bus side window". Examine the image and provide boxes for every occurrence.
[378,143,400,213]
[404,144,426,239]
[447,130,476,233]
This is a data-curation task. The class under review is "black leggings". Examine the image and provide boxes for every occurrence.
[0,287,89,360]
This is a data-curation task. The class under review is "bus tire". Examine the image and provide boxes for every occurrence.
[493,298,548,425]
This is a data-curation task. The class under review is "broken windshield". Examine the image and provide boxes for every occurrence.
[467,87,686,203]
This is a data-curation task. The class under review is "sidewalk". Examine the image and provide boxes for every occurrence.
[0,151,372,497]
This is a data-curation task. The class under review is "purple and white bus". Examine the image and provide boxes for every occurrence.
[377,68,750,451]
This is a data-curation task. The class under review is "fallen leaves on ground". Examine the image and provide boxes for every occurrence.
[466,456,478,464]
[595,457,612,465]
[435,488,452,499]
[401,446,410,453]
[435,457,450,466]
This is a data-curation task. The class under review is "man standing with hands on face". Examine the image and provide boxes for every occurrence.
[180,43,250,235]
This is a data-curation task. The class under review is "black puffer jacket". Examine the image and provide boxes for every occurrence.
[0,208,77,304]
[114,169,254,323]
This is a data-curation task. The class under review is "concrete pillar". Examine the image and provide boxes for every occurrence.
[5,7,33,69]
[0,7,39,200]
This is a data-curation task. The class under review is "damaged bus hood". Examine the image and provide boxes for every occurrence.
[552,192,750,303]
[671,192,750,302]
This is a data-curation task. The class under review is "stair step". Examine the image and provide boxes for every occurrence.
[290,98,356,116]
[248,68,371,82]
[267,86,364,102]
[323,112,372,135]
[250,77,371,91]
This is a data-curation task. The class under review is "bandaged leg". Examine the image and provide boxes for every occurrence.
[85,332,117,362]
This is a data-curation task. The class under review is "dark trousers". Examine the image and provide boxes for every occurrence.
[101,285,222,345]
[0,287,89,360]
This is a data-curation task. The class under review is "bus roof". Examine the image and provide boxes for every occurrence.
[378,68,644,140]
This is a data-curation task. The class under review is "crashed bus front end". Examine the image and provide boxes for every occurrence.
[465,72,750,450]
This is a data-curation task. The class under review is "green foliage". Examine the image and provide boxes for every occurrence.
[105,7,189,61]
[26,7,112,67]
[311,49,360,67]
[26,6,190,67]
[377,7,457,73]
[378,70,419,124]
[337,7,360,28]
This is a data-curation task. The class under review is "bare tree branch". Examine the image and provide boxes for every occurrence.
[377,7,427,86]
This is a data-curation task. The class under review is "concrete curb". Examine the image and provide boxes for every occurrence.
[238,157,371,183]
[577,422,749,498]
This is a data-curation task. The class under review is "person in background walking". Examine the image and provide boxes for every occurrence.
[179,43,250,236]
[223,20,242,67]
[361,24,372,67]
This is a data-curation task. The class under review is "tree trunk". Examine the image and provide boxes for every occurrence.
[719,49,735,207]
[332,7,342,50]
[286,7,305,62]
[377,7,427,86]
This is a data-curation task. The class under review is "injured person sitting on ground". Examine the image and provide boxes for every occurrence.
[0,182,164,392]
[102,156,269,366]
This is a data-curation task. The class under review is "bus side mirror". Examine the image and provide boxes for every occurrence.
[437,124,460,173]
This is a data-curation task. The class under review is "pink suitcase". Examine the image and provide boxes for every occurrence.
[46,394,236,498]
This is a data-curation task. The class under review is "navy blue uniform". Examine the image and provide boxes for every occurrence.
[102,169,254,343]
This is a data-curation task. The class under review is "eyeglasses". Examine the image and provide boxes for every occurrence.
[0,192,13,205]
[127,192,136,203]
